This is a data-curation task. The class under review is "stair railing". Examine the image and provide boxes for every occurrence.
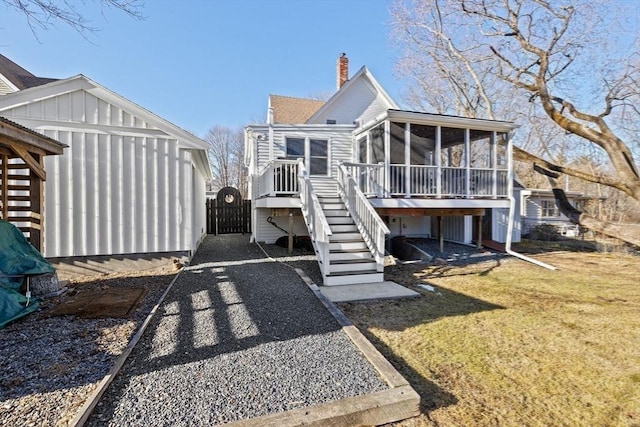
[337,162,390,270]
[297,159,333,277]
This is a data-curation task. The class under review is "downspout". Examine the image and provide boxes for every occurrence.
[505,135,556,270]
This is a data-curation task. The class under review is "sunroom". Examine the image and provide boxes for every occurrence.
[344,110,517,200]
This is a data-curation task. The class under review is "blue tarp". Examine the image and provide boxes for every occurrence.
[0,220,54,328]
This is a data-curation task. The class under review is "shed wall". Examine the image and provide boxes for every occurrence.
[1,88,206,257]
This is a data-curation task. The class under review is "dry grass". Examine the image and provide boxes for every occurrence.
[341,246,640,427]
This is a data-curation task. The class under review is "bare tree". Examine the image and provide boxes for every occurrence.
[204,126,247,198]
[2,0,144,37]
[391,0,640,246]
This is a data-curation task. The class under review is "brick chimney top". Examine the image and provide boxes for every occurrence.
[336,53,348,90]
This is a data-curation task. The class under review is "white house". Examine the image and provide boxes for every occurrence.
[0,54,212,259]
[520,188,601,237]
[245,54,521,286]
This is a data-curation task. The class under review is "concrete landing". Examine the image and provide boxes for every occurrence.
[320,281,420,303]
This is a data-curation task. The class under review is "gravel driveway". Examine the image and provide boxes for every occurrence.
[87,235,387,426]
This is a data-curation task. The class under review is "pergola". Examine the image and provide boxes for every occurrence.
[0,116,65,251]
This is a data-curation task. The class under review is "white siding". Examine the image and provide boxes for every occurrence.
[308,77,388,125]
[387,216,430,238]
[254,208,308,244]
[441,216,466,243]
[493,207,521,243]
[255,126,353,177]
[1,88,206,258]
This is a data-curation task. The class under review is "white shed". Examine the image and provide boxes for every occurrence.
[0,74,212,259]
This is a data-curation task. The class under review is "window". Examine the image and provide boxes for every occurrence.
[541,200,558,217]
[285,137,329,175]
[326,119,337,125]
[309,139,328,175]
[286,137,304,160]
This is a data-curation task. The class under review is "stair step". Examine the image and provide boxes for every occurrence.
[329,260,377,273]
[330,224,357,233]
[326,216,354,225]
[329,250,373,261]
[331,232,364,241]
[320,203,345,210]
[323,271,385,286]
[329,241,367,251]
[317,197,342,204]
[323,210,350,217]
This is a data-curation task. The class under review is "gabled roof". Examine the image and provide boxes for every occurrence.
[269,95,325,124]
[0,74,212,179]
[306,66,399,124]
[0,54,58,91]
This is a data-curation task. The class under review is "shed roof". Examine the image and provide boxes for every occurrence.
[0,116,66,155]
[269,95,325,124]
[0,54,58,90]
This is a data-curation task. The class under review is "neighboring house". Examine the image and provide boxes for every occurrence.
[520,188,601,237]
[245,54,521,286]
[0,54,212,259]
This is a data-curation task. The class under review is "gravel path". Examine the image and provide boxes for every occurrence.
[87,235,387,426]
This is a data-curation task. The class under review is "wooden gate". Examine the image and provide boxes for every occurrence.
[206,187,251,235]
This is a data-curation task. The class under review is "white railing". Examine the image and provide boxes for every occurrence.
[258,159,299,197]
[343,163,508,198]
[441,167,466,196]
[337,163,390,269]
[342,162,384,197]
[297,160,333,277]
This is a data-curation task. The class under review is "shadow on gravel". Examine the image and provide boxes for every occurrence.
[89,235,355,423]
[132,237,343,370]
[0,274,174,402]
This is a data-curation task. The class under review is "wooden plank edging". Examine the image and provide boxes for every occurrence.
[69,270,183,427]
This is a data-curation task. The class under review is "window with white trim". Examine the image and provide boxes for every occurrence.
[285,137,329,176]
[541,200,559,217]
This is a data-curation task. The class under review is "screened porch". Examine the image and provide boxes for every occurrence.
[349,111,514,199]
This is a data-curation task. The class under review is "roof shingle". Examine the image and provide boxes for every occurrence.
[269,95,325,124]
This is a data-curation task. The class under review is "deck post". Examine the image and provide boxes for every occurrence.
[476,215,483,249]
[1,154,7,220]
[288,211,294,254]
[438,215,443,253]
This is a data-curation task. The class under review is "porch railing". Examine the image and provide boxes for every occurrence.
[257,159,299,197]
[337,163,390,269]
[297,160,332,277]
[344,163,508,198]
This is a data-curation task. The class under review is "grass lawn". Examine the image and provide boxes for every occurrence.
[341,245,640,426]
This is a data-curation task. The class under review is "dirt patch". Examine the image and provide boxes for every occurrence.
[46,286,147,318]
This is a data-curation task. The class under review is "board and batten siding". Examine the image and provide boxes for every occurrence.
[1,87,207,258]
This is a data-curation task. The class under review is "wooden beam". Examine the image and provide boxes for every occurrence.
[29,153,44,251]
[476,215,483,249]
[438,216,444,253]
[1,154,7,220]
[0,121,64,155]
[11,145,46,180]
[0,137,47,156]
[376,207,485,217]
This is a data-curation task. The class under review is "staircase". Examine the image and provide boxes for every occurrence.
[310,177,384,286]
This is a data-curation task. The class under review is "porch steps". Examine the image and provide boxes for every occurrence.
[316,194,385,286]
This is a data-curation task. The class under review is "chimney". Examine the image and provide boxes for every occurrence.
[336,53,349,90]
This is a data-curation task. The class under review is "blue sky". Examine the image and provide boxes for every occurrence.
[0,0,401,138]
